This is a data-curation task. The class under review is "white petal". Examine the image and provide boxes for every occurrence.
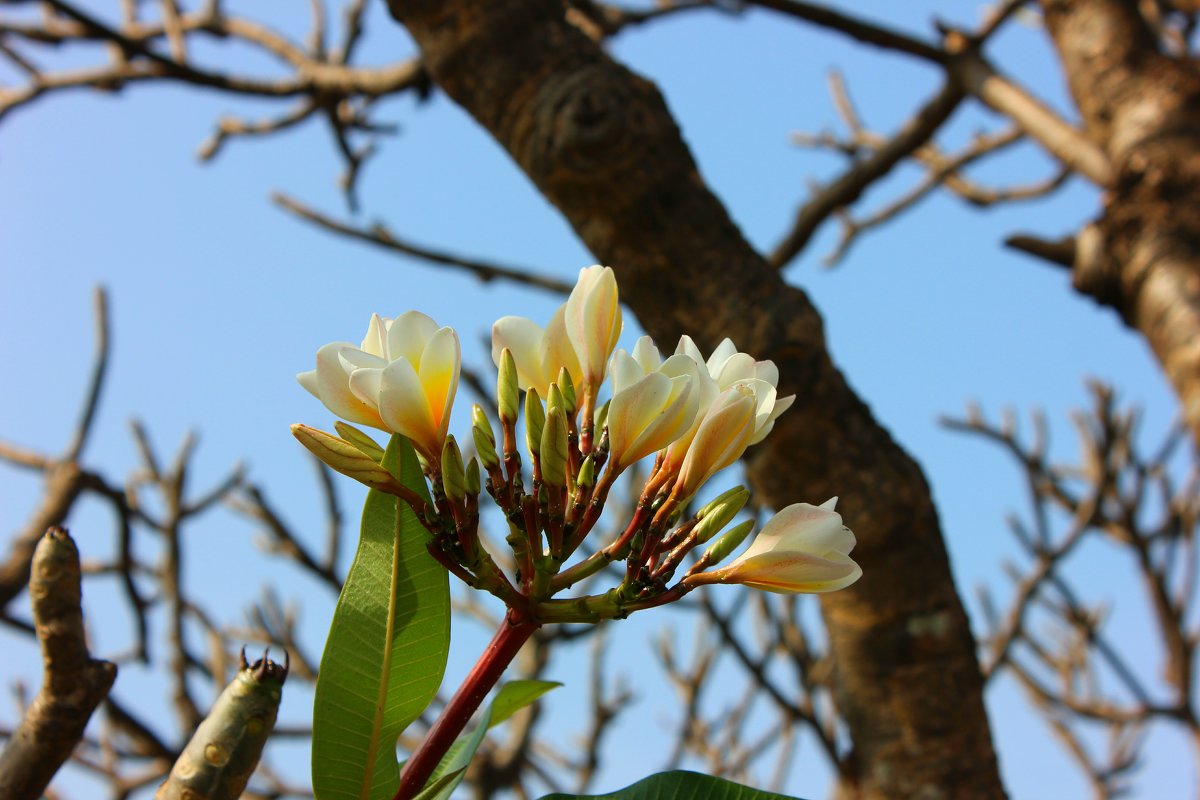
[387,310,438,367]
[739,379,778,434]
[338,348,388,372]
[658,353,700,383]
[377,358,438,453]
[309,343,385,428]
[674,335,706,366]
[542,305,582,387]
[418,327,461,437]
[297,369,320,399]
[631,336,662,373]
[565,266,621,384]
[492,315,549,392]
[608,371,671,465]
[676,390,755,496]
[705,338,739,376]
[747,502,855,558]
[630,374,697,459]
[754,360,780,387]
[609,349,644,396]
[721,551,861,594]
[714,353,756,388]
[347,365,384,407]
[360,314,388,358]
[749,393,795,445]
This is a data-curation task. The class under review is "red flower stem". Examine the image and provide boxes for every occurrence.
[393,611,539,800]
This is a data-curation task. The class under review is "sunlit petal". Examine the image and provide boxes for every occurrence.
[387,310,439,366]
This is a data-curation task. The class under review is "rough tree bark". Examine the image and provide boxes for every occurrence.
[1042,0,1200,442]
[384,2,1005,797]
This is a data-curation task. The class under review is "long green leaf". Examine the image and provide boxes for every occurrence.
[538,771,804,800]
[413,707,492,800]
[312,435,450,800]
[415,679,560,800]
[489,680,562,729]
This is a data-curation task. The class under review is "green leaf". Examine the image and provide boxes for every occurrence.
[410,768,466,800]
[488,680,562,729]
[312,435,451,800]
[414,679,560,800]
[414,705,493,800]
[538,771,805,800]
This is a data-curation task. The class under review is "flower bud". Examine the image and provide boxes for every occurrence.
[546,382,566,419]
[465,457,481,496]
[692,486,751,544]
[557,367,577,413]
[565,265,622,392]
[497,348,520,425]
[701,519,755,566]
[594,399,610,436]
[292,424,408,496]
[540,407,569,487]
[577,454,595,488]
[471,404,499,469]
[333,421,385,463]
[525,388,545,461]
[441,435,467,501]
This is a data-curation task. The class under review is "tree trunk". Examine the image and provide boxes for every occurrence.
[384,2,1006,797]
[1043,0,1200,442]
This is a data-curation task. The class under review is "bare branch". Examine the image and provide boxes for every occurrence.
[947,48,1113,185]
[950,383,1200,794]
[1005,233,1077,269]
[746,0,946,63]
[769,81,965,269]
[63,286,110,462]
[272,192,574,295]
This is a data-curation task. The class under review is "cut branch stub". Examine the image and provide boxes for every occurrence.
[0,527,117,800]
[154,649,288,800]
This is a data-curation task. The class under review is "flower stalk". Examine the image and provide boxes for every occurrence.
[393,612,539,800]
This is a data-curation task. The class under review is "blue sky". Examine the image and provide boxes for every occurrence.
[0,2,1191,798]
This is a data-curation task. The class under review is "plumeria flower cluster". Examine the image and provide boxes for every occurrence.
[294,266,860,623]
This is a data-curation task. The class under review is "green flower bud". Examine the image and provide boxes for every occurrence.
[692,486,751,544]
[702,519,755,566]
[547,382,566,418]
[291,424,408,497]
[465,457,481,496]
[333,421,385,463]
[525,388,545,461]
[577,454,596,488]
[441,435,467,501]
[498,348,519,425]
[540,407,569,487]
[472,404,499,469]
[594,399,610,435]
[557,367,577,413]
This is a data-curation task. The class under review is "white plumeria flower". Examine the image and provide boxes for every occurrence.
[564,266,622,393]
[298,311,461,462]
[675,335,795,444]
[653,337,791,498]
[711,498,861,593]
[605,338,699,470]
[491,304,582,400]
